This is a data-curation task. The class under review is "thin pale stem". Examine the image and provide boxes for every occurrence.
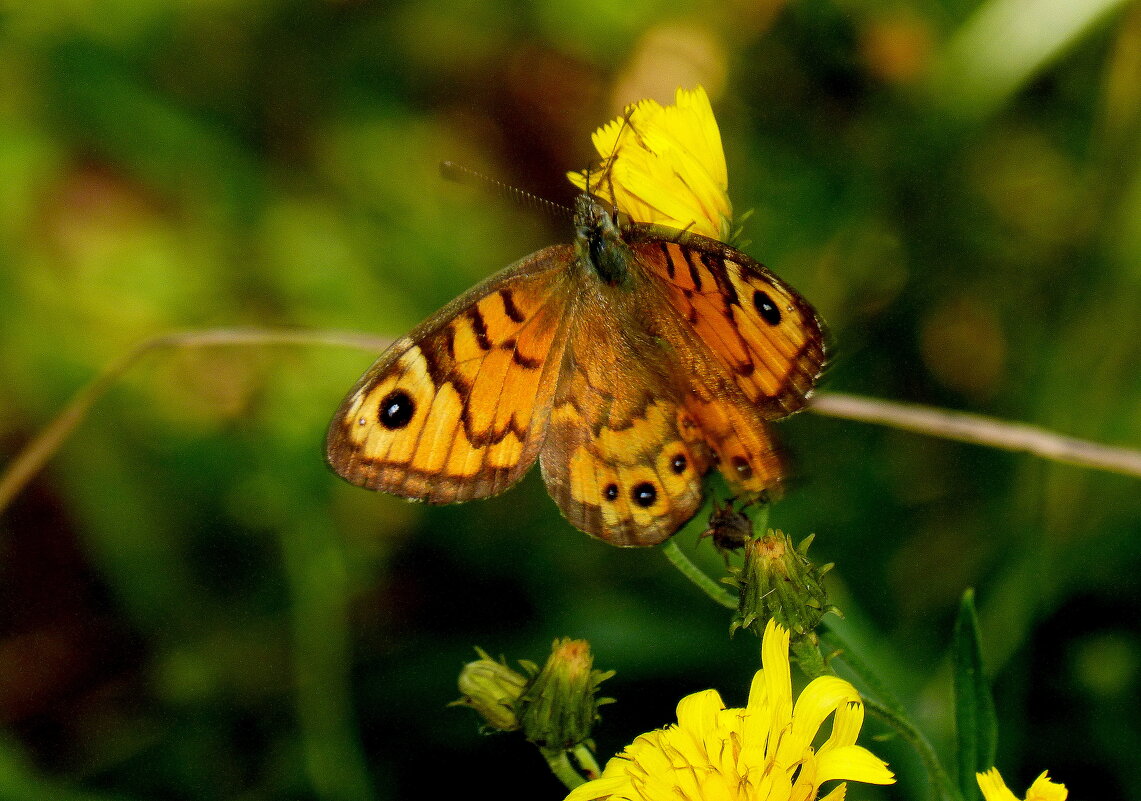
[6,327,1139,519]
[660,540,737,609]
[810,392,1141,479]
[0,328,390,514]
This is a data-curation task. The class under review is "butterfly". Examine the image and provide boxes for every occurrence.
[326,197,826,546]
[326,89,827,547]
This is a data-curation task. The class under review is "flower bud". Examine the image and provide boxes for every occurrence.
[452,648,528,732]
[728,529,838,639]
[519,638,614,753]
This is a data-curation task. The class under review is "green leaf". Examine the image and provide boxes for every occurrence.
[952,589,998,801]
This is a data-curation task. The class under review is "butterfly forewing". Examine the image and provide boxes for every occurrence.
[630,231,827,418]
[326,247,575,503]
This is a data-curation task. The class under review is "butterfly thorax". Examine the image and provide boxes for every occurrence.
[574,194,634,289]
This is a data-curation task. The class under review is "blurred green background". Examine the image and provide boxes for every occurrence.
[1,0,1139,799]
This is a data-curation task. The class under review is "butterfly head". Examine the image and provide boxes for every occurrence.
[574,193,633,289]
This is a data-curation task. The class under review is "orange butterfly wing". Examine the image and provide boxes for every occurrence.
[325,247,574,503]
[624,229,827,498]
[631,230,828,417]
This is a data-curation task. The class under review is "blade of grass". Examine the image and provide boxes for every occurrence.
[953,589,998,801]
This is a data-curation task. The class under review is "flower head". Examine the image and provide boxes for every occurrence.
[568,86,732,241]
[730,529,837,640]
[520,638,615,752]
[977,768,1068,801]
[564,619,894,801]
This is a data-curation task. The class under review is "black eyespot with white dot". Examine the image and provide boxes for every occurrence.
[378,389,416,430]
[631,482,657,508]
[753,290,782,326]
[604,483,619,501]
[669,453,688,474]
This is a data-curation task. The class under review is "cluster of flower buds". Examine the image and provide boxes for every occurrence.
[453,638,614,755]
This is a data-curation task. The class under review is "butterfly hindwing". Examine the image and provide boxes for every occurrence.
[539,305,712,546]
[680,394,785,497]
[326,246,574,503]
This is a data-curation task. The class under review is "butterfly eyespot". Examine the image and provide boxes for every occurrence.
[604,483,619,501]
[670,453,688,474]
[631,482,657,508]
[730,455,753,480]
[378,389,416,430]
[753,290,782,326]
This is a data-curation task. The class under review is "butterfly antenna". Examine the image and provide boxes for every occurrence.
[592,103,641,211]
[439,161,572,224]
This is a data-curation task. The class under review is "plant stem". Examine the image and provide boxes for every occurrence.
[571,744,602,780]
[0,328,392,514]
[660,540,737,609]
[864,698,961,801]
[810,391,1141,479]
[823,624,959,801]
[790,637,827,678]
[545,749,586,790]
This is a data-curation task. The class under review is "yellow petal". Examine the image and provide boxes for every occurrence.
[816,745,896,785]
[977,768,1022,801]
[1025,771,1068,801]
[667,688,727,773]
[676,688,726,741]
[786,677,863,759]
[695,770,737,801]
[776,675,860,765]
[754,620,793,746]
[563,773,629,801]
[821,698,864,753]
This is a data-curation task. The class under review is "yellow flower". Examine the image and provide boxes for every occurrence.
[564,620,894,801]
[977,768,1068,801]
[568,86,733,241]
